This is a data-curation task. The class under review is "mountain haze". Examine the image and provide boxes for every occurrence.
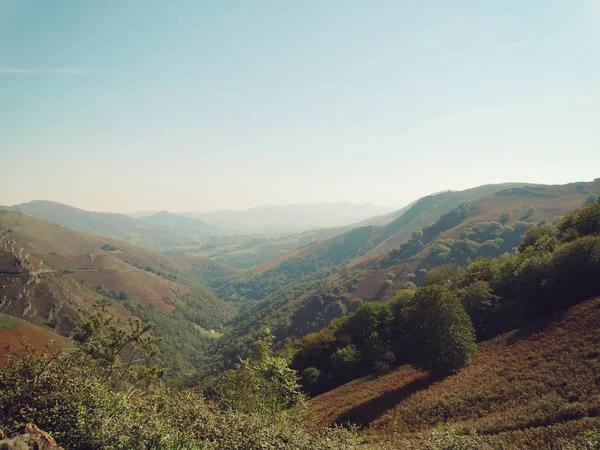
[180,202,393,235]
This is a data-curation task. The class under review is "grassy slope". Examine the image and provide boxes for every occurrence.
[342,182,600,303]
[307,296,600,448]
[353,183,528,264]
[0,211,231,318]
[211,181,599,364]
[0,313,72,364]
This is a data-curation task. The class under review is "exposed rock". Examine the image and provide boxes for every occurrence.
[0,424,64,450]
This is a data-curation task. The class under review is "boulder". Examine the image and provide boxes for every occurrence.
[0,424,64,450]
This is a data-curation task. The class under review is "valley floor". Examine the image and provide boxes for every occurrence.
[307,297,600,449]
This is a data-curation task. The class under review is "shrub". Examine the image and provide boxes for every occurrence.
[0,321,360,449]
[400,286,477,376]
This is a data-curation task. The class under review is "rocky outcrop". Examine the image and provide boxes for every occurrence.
[0,424,64,449]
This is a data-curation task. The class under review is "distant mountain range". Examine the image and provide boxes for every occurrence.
[175,202,394,235]
[139,210,226,235]
[0,200,230,237]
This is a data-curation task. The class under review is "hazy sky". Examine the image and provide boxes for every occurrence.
[1,1,599,213]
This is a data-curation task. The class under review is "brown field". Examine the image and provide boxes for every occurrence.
[0,211,198,313]
[66,270,183,313]
[0,211,170,273]
[307,296,600,448]
[0,313,72,365]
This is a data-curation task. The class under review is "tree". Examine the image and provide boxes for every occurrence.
[400,286,477,376]
[584,194,597,205]
[207,328,305,421]
[458,281,500,340]
[518,224,558,253]
[70,305,163,390]
[336,302,392,345]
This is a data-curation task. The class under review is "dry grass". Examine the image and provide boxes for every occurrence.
[0,211,194,313]
[307,297,600,448]
[0,313,72,365]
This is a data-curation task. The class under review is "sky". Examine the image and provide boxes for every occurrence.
[1,0,599,213]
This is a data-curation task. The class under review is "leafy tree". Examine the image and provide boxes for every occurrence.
[330,344,360,375]
[458,281,500,339]
[584,193,597,205]
[400,286,477,376]
[558,197,600,242]
[518,224,558,253]
[70,305,163,390]
[206,328,305,421]
[422,264,464,288]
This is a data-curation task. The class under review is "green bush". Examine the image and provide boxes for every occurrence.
[400,286,477,376]
[0,315,361,449]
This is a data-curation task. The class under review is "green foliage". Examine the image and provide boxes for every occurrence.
[558,196,600,242]
[584,193,597,205]
[417,220,536,276]
[400,286,477,376]
[457,281,500,340]
[223,226,375,302]
[518,224,558,253]
[93,285,131,302]
[499,211,511,225]
[290,289,474,391]
[206,329,306,421]
[289,199,600,396]
[0,315,360,449]
[101,243,119,252]
[71,306,164,389]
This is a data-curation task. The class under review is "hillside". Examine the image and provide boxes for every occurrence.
[0,313,72,365]
[338,180,600,303]
[140,210,228,235]
[208,180,600,373]
[307,296,600,449]
[354,182,535,263]
[3,200,141,236]
[0,211,236,373]
[0,201,363,270]
[0,200,228,253]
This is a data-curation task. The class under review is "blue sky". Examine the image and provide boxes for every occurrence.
[1,0,599,212]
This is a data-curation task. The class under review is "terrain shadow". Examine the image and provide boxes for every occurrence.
[506,308,568,346]
[333,373,435,427]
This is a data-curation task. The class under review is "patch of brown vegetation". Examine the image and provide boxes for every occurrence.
[307,365,428,428]
[67,270,183,313]
[307,297,600,448]
[0,314,71,365]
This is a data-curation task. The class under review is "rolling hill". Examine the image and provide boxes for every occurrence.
[0,200,229,253]
[0,211,236,373]
[307,295,600,449]
[0,313,72,365]
[209,180,600,368]
[140,210,229,235]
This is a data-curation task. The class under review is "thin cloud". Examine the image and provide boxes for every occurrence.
[408,23,574,66]
[0,66,92,75]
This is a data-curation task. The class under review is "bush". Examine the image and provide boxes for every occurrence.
[0,320,360,449]
[400,286,477,376]
[206,329,305,421]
